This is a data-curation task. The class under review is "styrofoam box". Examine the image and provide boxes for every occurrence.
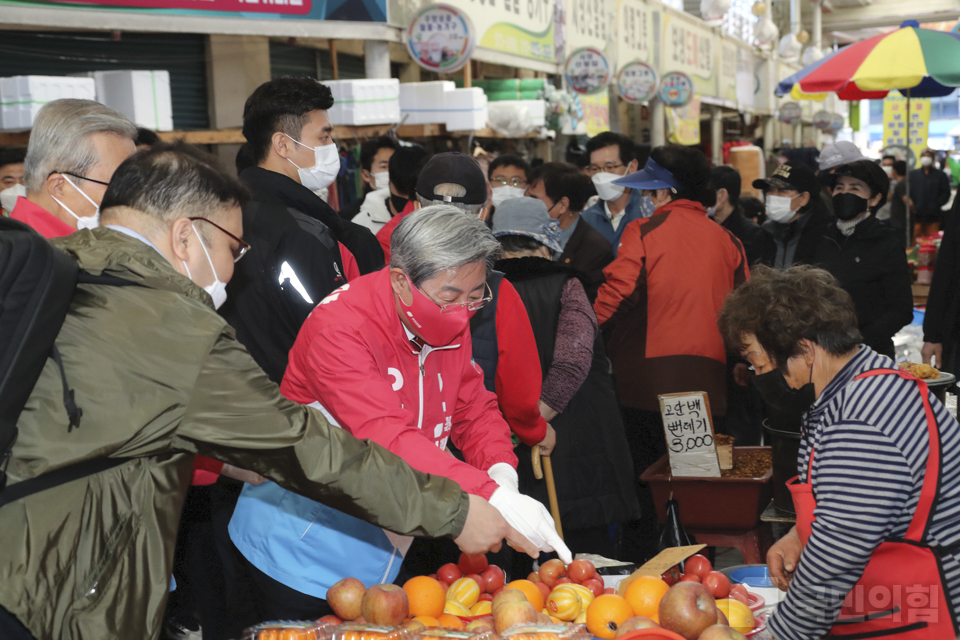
[399,81,455,125]
[0,76,96,131]
[326,78,400,126]
[490,99,546,126]
[444,87,488,131]
[83,70,173,131]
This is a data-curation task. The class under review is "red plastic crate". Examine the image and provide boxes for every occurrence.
[640,446,773,530]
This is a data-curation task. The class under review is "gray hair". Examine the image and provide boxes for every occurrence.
[24,99,137,194]
[390,204,501,287]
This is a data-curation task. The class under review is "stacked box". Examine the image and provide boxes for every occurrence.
[0,76,96,131]
[399,81,455,125]
[490,99,547,127]
[83,70,173,131]
[444,87,488,131]
[326,79,400,126]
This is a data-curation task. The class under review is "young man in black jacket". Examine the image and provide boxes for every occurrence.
[709,165,768,266]
[755,162,833,269]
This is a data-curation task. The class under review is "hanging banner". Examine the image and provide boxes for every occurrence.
[661,9,718,99]
[667,95,701,145]
[616,61,658,103]
[779,102,802,124]
[406,4,476,73]
[581,92,612,136]
[564,47,612,95]
[658,71,694,107]
[882,94,931,169]
[616,0,653,65]
[565,0,617,60]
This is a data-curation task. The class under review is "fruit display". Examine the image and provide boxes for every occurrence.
[242,620,336,640]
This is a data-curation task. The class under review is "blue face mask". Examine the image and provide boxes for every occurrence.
[640,194,657,216]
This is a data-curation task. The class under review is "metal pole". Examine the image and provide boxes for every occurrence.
[652,99,666,146]
[905,87,912,247]
[712,106,723,165]
[812,0,822,52]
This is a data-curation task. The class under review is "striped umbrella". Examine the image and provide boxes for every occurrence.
[776,20,960,101]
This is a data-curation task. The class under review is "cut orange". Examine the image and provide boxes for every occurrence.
[623,575,670,619]
[403,576,446,618]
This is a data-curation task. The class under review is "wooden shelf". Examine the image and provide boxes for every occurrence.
[0,123,539,147]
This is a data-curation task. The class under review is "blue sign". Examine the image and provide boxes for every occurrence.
[658,71,694,107]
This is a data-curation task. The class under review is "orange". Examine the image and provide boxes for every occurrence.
[447,577,481,607]
[586,594,634,640]
[412,616,441,627]
[623,575,670,619]
[403,576,446,618]
[437,613,465,629]
[546,588,582,621]
[505,579,545,611]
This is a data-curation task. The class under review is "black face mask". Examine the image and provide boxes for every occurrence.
[833,192,869,221]
[390,195,409,215]
[753,364,816,416]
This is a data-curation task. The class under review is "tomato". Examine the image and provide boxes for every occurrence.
[458,553,489,575]
[566,559,597,584]
[683,554,713,579]
[661,565,681,586]
[437,563,462,584]
[702,571,731,599]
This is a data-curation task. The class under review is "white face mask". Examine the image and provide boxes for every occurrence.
[491,185,526,208]
[373,171,390,191]
[0,183,25,213]
[592,172,627,202]
[52,174,101,230]
[182,223,228,310]
[766,194,799,223]
[285,134,340,192]
[882,165,894,176]
[921,156,933,167]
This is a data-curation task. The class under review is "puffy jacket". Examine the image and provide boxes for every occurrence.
[0,229,469,640]
[594,199,748,415]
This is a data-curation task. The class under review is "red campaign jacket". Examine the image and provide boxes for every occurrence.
[280,268,517,499]
[10,197,74,238]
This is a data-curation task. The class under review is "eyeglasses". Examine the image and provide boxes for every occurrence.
[491,176,527,188]
[51,171,110,187]
[584,163,625,176]
[422,281,493,314]
[188,217,251,262]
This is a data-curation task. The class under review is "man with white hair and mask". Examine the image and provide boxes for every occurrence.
[0,143,531,640]
[10,99,136,237]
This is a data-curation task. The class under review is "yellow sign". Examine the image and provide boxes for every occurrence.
[883,94,930,168]
[581,92,611,136]
[667,95,701,145]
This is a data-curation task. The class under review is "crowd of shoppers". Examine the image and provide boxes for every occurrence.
[1,74,957,640]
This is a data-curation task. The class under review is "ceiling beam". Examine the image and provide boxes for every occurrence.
[812,0,959,31]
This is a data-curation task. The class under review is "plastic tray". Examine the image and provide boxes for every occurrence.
[243,621,337,640]
[640,446,773,530]
[333,625,419,640]
[499,623,591,640]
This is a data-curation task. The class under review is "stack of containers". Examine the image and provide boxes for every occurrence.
[325,79,401,126]
[471,78,546,101]
[443,87,487,131]
[0,76,96,131]
[76,70,174,131]
[398,81,488,131]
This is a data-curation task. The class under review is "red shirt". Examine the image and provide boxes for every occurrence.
[10,197,74,238]
[375,201,417,262]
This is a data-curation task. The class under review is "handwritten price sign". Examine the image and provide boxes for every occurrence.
[659,391,721,478]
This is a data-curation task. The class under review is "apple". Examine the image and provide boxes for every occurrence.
[534,581,551,602]
[479,593,494,602]
[717,609,729,626]
[492,588,527,610]
[554,577,573,586]
[613,616,660,637]
[538,559,566,587]
[480,565,506,593]
[493,600,538,633]
[679,574,701,583]
[351,616,367,625]
[466,574,485,592]
[438,563,463,584]
[527,572,542,583]
[326,577,366,621]
[316,615,342,626]
[567,559,597,584]
[657,582,718,640]
[582,578,605,598]
[467,618,495,633]
[661,565,681,586]
[698,625,747,640]
[360,583,409,626]
[703,572,731,599]
[459,553,489,575]
[536,613,553,625]
[684,554,712,580]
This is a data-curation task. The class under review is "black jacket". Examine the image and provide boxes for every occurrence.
[813,215,914,358]
[496,256,640,530]
[720,206,767,266]
[240,167,385,274]
[558,217,614,301]
[923,196,960,371]
[908,167,952,223]
[759,202,833,269]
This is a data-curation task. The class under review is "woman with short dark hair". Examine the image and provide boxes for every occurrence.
[719,264,960,640]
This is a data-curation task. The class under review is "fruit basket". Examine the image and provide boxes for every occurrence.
[640,447,773,530]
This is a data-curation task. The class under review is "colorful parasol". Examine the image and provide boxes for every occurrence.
[776,21,960,101]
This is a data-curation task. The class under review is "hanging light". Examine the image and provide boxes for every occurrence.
[751,1,767,16]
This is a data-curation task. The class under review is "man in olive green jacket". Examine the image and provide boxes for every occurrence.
[0,143,532,640]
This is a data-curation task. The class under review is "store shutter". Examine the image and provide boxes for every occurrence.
[0,30,209,130]
[270,41,401,82]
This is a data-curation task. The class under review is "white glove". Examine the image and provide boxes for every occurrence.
[487,462,519,493]
[489,487,573,564]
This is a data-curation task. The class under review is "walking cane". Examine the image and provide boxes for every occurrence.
[532,445,564,541]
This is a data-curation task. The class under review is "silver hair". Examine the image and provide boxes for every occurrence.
[390,204,501,287]
[24,99,137,194]
[416,195,485,216]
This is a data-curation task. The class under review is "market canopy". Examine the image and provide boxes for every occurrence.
[776,21,960,101]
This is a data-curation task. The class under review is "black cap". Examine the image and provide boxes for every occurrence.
[416,152,488,205]
[753,162,821,198]
[829,160,891,208]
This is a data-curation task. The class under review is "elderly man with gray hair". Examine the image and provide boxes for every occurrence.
[226,205,571,625]
[11,98,137,238]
